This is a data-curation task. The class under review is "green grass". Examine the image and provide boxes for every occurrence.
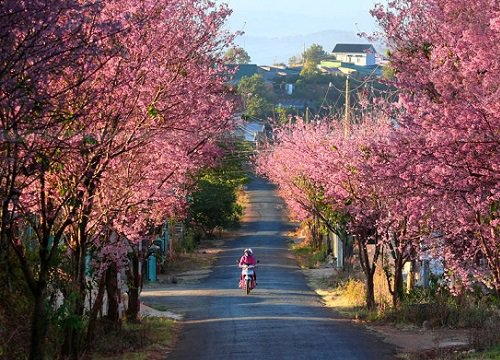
[467,345,500,359]
[291,244,326,269]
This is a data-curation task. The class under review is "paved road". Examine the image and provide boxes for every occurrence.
[142,177,396,360]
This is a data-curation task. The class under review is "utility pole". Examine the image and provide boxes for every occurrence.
[344,75,350,136]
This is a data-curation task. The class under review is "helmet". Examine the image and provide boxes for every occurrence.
[244,248,253,255]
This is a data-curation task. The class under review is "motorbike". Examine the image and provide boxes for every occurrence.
[239,264,257,295]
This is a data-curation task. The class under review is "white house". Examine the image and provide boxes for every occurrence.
[332,44,377,66]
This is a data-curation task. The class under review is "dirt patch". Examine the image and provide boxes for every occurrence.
[367,324,469,353]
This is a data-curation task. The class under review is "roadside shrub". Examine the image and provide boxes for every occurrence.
[340,278,366,307]
[311,246,327,267]
[0,290,31,359]
[374,265,392,311]
[469,313,500,351]
[179,228,200,253]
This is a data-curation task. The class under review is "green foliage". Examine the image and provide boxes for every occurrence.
[275,105,290,124]
[188,140,250,238]
[51,292,85,332]
[302,43,328,65]
[382,64,396,79]
[189,180,242,238]
[179,227,202,252]
[245,96,274,120]
[300,60,319,78]
[288,44,327,68]
[238,74,275,119]
[291,244,327,269]
[147,104,159,118]
[223,46,251,64]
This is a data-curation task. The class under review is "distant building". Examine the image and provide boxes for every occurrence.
[257,66,300,81]
[226,64,259,85]
[233,121,265,143]
[319,59,382,78]
[232,113,266,143]
[331,44,377,66]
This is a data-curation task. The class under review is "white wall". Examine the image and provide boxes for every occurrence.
[333,52,375,66]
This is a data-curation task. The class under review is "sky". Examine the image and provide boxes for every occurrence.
[218,0,383,64]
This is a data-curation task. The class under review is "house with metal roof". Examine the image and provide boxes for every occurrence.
[331,44,377,66]
[225,64,259,85]
[233,121,266,143]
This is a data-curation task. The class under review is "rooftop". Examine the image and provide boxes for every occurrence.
[332,44,376,54]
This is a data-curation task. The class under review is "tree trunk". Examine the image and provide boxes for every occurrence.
[127,253,141,322]
[65,159,100,359]
[315,216,322,250]
[407,259,416,292]
[105,264,119,325]
[356,234,380,310]
[86,275,106,348]
[61,241,88,359]
[365,273,376,310]
[169,225,176,259]
[392,257,405,307]
[30,288,47,360]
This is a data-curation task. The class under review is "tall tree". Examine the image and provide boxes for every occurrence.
[0,2,121,357]
[303,43,327,65]
[237,74,274,119]
[188,141,249,237]
[224,46,252,64]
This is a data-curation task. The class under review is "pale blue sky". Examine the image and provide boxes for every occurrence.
[218,0,383,64]
[221,0,380,37]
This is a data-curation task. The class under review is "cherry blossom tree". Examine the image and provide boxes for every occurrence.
[258,115,433,308]
[0,2,125,357]
[372,0,500,293]
[257,119,389,308]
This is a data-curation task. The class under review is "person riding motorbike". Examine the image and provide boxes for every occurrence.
[239,248,257,287]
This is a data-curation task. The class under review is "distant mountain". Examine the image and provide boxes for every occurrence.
[234,29,373,66]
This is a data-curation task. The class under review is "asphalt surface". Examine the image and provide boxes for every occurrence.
[142,177,396,360]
